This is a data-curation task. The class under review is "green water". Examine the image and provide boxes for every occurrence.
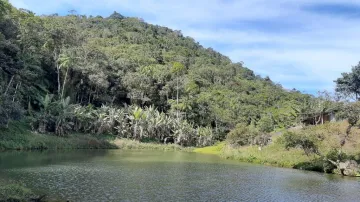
[1,150,360,201]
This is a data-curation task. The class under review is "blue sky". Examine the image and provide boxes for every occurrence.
[9,0,360,94]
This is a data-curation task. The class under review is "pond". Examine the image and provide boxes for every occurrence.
[0,150,360,201]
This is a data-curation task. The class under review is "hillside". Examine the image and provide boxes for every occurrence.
[0,1,315,145]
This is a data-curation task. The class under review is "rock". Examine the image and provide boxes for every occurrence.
[339,160,360,176]
[328,159,360,177]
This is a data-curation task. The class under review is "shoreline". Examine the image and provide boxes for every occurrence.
[2,121,359,177]
[194,142,326,173]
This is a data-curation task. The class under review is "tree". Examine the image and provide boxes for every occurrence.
[108,11,124,20]
[58,53,74,99]
[336,102,360,146]
[0,0,10,20]
[335,62,360,100]
[171,62,185,121]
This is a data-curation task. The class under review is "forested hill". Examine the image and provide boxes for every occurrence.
[1,1,315,143]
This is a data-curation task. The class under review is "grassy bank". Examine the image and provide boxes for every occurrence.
[193,142,225,155]
[194,137,317,169]
[0,121,117,151]
[113,138,193,151]
[195,140,324,171]
[195,122,360,172]
[0,120,192,152]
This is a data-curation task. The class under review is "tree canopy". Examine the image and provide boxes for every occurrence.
[0,1,315,144]
[335,62,360,100]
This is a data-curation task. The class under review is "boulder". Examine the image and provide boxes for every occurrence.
[328,159,360,177]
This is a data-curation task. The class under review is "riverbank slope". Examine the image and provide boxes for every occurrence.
[195,122,360,173]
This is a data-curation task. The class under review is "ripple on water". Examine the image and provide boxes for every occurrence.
[1,150,360,202]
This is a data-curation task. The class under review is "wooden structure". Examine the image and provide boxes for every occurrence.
[301,110,337,125]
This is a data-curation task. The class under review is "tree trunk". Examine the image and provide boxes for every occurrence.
[61,66,70,99]
[134,122,138,140]
[4,75,14,95]
[57,65,61,97]
[54,51,61,97]
[176,76,179,122]
[12,81,21,102]
[215,117,218,135]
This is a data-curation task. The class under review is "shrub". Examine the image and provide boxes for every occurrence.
[226,123,260,147]
[282,131,320,156]
[257,115,275,133]
[323,149,354,173]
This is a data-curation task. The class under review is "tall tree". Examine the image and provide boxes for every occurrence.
[171,62,185,121]
[335,62,360,100]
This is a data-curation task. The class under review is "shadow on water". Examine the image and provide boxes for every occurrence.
[0,150,110,170]
[293,157,325,172]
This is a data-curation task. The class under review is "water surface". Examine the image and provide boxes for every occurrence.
[1,150,359,201]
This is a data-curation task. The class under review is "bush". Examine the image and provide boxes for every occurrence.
[226,123,260,147]
[282,131,320,156]
[257,115,274,133]
[323,149,354,173]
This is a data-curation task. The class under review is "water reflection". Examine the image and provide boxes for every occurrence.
[0,150,359,201]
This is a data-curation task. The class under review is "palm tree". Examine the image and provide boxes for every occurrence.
[57,53,73,99]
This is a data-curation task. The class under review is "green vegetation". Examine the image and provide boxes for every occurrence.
[335,62,360,100]
[193,142,225,155]
[2,0,360,178]
[196,121,360,175]
[0,184,38,202]
[0,120,117,150]
[114,138,193,151]
[0,0,317,149]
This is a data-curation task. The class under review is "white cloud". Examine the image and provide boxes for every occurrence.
[9,0,360,94]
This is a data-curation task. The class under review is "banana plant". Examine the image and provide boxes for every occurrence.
[196,126,214,147]
[173,120,196,146]
[36,94,55,133]
[55,96,74,136]
[128,106,146,140]
[114,108,130,138]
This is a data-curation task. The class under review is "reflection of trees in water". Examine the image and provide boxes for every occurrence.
[0,150,110,169]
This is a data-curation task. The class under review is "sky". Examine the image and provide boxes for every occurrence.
[9,0,360,94]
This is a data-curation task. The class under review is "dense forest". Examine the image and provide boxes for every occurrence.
[0,1,344,147]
